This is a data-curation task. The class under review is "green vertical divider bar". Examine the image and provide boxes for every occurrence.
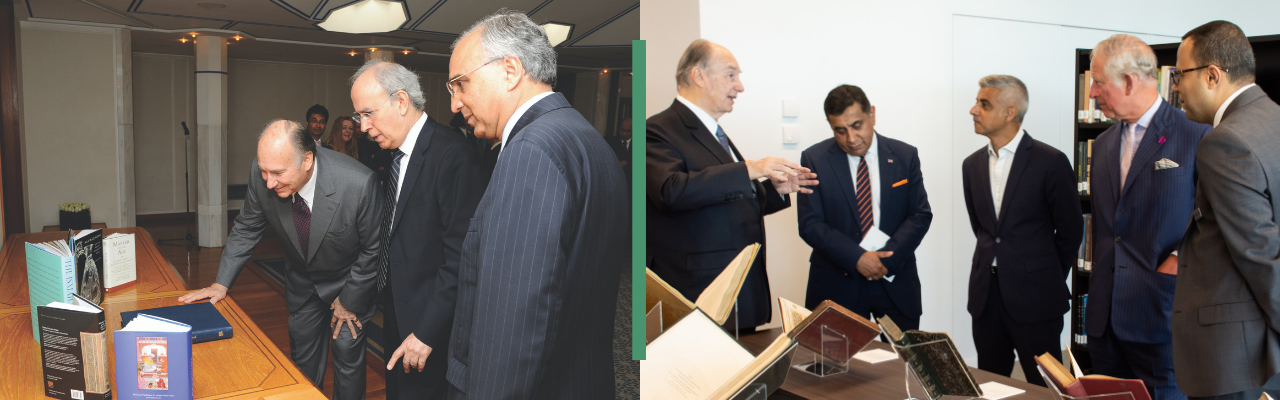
[632,39,646,361]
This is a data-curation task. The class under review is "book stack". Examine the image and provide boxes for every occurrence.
[121,302,233,344]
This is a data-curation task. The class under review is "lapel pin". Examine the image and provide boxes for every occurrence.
[1158,136,1166,144]
[887,159,894,163]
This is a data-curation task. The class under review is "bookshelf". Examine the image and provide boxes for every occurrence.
[1070,34,1280,373]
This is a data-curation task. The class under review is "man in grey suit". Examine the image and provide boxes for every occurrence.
[1172,20,1280,400]
[443,9,628,399]
[179,119,385,400]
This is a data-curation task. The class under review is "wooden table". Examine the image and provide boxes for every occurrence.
[41,222,108,232]
[0,227,324,399]
[739,328,1052,400]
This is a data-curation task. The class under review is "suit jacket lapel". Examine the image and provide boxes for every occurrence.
[1120,100,1170,198]
[1223,85,1265,121]
[972,147,998,233]
[508,92,572,143]
[996,132,1034,231]
[826,142,858,223]
[391,116,435,236]
[876,134,898,219]
[307,152,339,262]
[1101,124,1122,206]
[672,100,734,164]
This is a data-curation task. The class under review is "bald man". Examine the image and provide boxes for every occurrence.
[179,119,386,400]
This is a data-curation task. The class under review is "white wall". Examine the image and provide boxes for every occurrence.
[20,22,133,231]
[133,53,196,215]
[665,0,1280,364]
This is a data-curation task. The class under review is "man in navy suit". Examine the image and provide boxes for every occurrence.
[648,39,817,332]
[1085,35,1209,400]
[798,84,932,330]
[443,10,628,399]
[962,75,1082,387]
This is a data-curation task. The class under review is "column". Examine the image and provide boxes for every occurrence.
[112,28,135,229]
[195,35,228,247]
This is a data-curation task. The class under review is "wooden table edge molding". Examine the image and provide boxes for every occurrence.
[0,227,325,400]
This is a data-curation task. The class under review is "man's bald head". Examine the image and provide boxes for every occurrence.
[257,119,316,198]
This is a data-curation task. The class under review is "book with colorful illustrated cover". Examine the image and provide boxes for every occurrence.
[114,314,192,400]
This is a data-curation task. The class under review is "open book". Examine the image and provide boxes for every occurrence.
[879,316,982,399]
[641,309,797,400]
[778,297,880,364]
[646,244,760,335]
[1036,353,1151,400]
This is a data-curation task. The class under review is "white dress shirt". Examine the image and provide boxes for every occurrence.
[676,94,739,162]
[848,134,881,230]
[294,155,319,209]
[1119,98,1162,187]
[500,91,555,152]
[988,129,1026,266]
[393,112,428,205]
[1214,83,1257,127]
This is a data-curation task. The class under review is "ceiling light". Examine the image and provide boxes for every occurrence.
[180,38,187,43]
[349,51,357,56]
[540,22,572,47]
[233,35,241,41]
[318,0,407,34]
[190,32,197,37]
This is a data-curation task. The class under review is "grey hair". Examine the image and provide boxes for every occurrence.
[351,60,426,111]
[452,9,557,86]
[1091,34,1158,87]
[676,39,717,89]
[258,119,314,166]
[978,75,1030,123]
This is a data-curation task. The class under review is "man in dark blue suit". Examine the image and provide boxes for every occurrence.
[962,75,1082,387]
[798,85,932,330]
[443,10,628,399]
[1085,35,1209,400]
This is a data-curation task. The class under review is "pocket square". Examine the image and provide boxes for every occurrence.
[892,179,908,188]
[1155,158,1180,170]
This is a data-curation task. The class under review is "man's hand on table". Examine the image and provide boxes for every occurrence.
[177,283,228,305]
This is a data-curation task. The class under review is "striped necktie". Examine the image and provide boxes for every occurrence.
[375,149,404,292]
[856,157,874,239]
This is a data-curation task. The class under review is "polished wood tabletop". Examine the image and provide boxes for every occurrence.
[0,228,324,399]
[739,328,1053,400]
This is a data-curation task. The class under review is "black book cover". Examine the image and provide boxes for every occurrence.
[70,229,104,304]
[37,294,111,400]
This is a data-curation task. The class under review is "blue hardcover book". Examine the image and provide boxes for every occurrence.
[120,302,233,343]
[26,240,76,344]
[114,314,193,400]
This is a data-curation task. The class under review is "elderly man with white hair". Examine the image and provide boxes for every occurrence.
[443,9,629,399]
[1085,34,1209,400]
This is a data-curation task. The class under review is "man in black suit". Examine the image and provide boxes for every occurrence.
[179,119,385,399]
[306,104,332,149]
[798,85,932,330]
[610,118,633,185]
[350,60,490,399]
[961,75,1082,387]
[647,39,817,331]
[443,10,628,398]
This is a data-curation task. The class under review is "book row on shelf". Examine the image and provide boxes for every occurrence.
[1076,66,1183,123]
[1074,294,1089,349]
[26,229,232,400]
[1078,214,1094,273]
[1076,140,1094,195]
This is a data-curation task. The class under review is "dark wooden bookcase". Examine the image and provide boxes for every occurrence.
[1070,34,1280,373]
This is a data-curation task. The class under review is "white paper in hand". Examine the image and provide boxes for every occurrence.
[860,227,896,282]
[978,381,1025,400]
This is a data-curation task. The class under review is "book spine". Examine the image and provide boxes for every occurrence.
[191,326,233,343]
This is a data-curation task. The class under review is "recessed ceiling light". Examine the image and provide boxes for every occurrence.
[318,0,407,34]
[196,2,226,9]
[540,22,572,47]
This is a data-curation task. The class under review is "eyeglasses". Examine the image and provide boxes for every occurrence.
[1171,65,1227,85]
[446,58,499,97]
[352,92,398,124]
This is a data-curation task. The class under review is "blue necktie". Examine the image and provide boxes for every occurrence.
[715,126,734,159]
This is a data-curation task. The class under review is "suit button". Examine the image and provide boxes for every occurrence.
[1116,236,1122,242]
[996,238,1001,243]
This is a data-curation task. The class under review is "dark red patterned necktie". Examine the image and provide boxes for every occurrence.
[293,194,311,260]
[856,157,874,239]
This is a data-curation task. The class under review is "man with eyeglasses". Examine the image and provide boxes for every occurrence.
[1081,34,1209,400]
[349,59,490,399]
[1172,20,1280,400]
[443,9,628,399]
[647,39,817,333]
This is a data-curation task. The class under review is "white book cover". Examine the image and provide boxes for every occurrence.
[103,232,136,292]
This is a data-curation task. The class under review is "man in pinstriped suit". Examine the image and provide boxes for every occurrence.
[1085,34,1209,400]
[443,10,628,399]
